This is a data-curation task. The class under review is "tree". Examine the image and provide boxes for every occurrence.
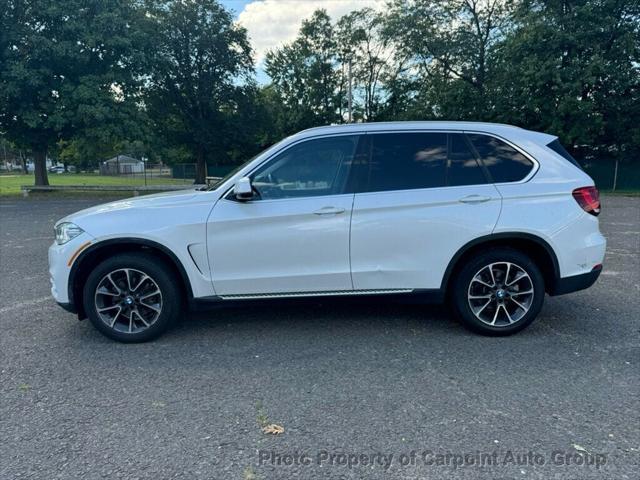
[265,10,340,132]
[336,8,396,121]
[384,0,513,119]
[145,0,254,184]
[264,43,320,134]
[493,0,640,157]
[0,0,147,185]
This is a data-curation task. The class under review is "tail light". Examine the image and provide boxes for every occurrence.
[572,186,600,216]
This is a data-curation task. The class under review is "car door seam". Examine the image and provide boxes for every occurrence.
[348,192,356,290]
[491,183,504,234]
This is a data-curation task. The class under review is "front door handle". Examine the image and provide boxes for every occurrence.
[459,195,491,204]
[313,206,345,215]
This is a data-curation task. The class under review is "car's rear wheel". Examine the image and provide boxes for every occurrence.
[83,253,181,342]
[451,248,545,335]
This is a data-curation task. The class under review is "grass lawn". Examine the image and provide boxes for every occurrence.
[0,173,193,196]
[1,173,637,197]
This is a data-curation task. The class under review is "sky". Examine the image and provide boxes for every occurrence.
[219,0,385,82]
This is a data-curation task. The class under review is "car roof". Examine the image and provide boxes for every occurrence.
[294,121,556,145]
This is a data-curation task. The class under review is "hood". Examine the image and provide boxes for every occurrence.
[56,188,202,227]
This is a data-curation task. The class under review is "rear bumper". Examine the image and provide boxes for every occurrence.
[550,265,602,296]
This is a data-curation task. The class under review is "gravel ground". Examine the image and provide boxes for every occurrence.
[1,194,638,480]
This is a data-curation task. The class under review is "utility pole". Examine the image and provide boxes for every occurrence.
[1,136,6,167]
[347,58,353,123]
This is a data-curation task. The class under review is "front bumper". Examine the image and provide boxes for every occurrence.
[56,301,78,314]
[550,264,603,296]
[48,233,93,304]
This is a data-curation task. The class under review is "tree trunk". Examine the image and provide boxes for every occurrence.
[33,147,49,186]
[195,148,206,185]
[20,150,28,174]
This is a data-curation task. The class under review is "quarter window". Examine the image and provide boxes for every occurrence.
[251,135,359,200]
[366,133,447,192]
[467,134,534,183]
[546,139,583,170]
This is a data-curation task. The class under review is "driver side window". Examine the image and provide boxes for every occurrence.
[252,135,359,200]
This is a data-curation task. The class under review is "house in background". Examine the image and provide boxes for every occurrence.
[100,155,144,175]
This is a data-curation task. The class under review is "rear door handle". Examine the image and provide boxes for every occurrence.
[313,206,345,215]
[459,195,491,204]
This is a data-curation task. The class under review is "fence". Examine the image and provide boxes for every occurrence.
[582,158,640,191]
[100,162,235,185]
[99,161,176,182]
[99,163,237,184]
[170,164,236,182]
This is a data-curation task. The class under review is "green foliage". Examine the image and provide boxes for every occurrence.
[265,10,340,131]
[335,8,396,121]
[0,0,148,184]
[383,0,514,120]
[265,0,639,161]
[1,0,638,187]
[492,0,640,156]
[145,0,254,183]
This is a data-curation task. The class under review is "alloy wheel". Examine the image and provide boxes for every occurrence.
[467,262,534,327]
[94,268,163,334]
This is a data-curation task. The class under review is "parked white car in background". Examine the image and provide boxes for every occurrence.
[49,122,606,342]
[49,165,76,174]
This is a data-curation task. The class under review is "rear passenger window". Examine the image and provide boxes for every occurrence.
[367,133,447,192]
[447,134,487,186]
[468,134,534,183]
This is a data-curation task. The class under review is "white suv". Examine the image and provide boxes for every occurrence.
[49,122,606,342]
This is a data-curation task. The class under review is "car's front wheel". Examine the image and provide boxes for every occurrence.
[451,248,545,335]
[83,253,181,342]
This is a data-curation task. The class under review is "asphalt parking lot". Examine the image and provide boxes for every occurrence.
[1,194,638,479]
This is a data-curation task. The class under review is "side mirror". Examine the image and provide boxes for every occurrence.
[233,176,253,201]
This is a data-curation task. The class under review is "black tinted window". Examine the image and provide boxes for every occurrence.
[447,134,487,186]
[468,134,534,183]
[547,139,583,169]
[366,133,446,192]
[252,135,359,199]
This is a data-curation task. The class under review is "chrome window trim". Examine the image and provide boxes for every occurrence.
[222,131,365,201]
[357,129,538,192]
[365,129,539,185]
[221,127,540,199]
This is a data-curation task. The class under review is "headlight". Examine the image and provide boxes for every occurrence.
[54,222,84,245]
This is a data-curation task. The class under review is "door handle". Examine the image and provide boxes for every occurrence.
[313,206,345,215]
[459,195,491,204]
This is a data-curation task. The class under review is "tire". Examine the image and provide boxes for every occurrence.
[83,253,182,342]
[450,248,545,336]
